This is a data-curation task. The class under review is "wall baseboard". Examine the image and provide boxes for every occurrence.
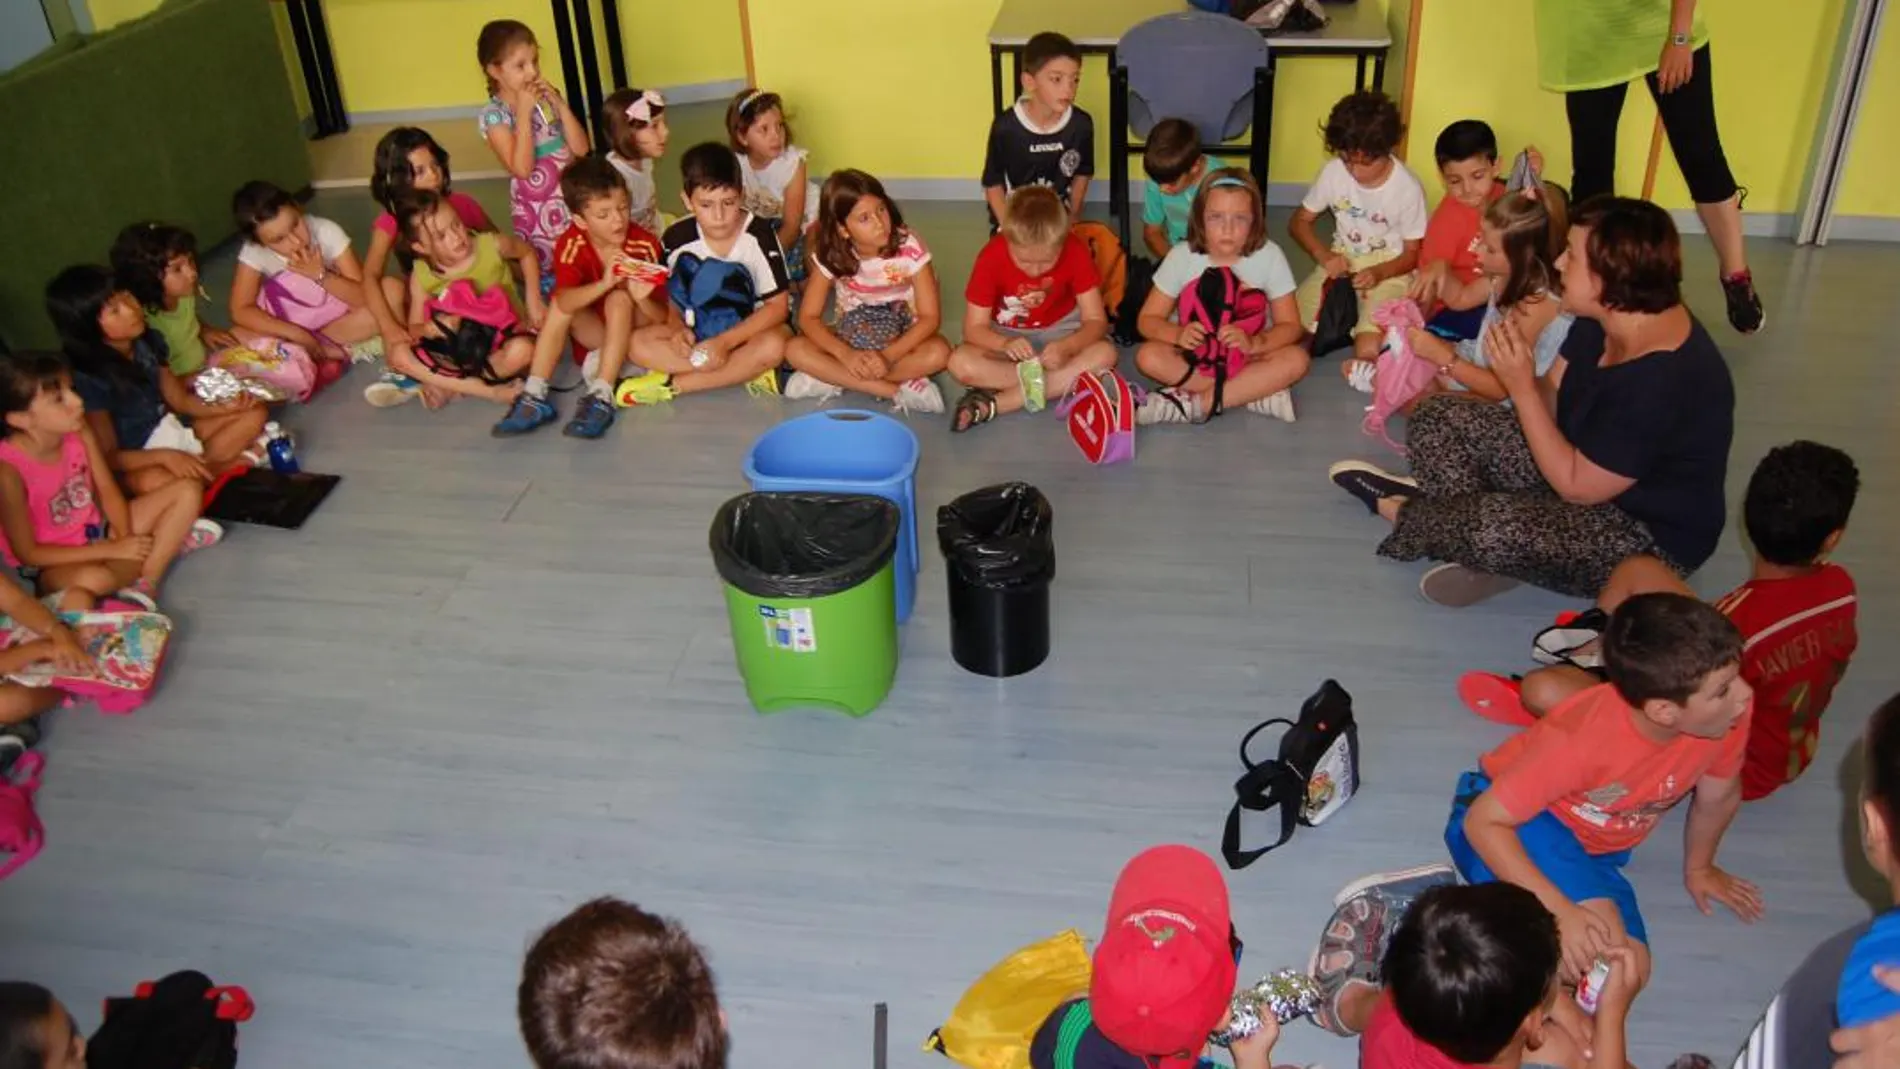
[342,78,747,128]
[880,178,1310,207]
[1668,209,1797,240]
[1821,214,1900,243]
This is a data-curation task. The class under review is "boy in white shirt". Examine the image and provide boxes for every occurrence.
[1287,91,1428,367]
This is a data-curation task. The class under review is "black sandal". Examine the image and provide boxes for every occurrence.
[951,388,998,433]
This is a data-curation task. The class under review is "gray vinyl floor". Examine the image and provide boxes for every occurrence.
[3,181,1898,1069]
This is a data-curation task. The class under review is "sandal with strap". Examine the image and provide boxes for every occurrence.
[1458,671,1536,728]
[952,388,998,433]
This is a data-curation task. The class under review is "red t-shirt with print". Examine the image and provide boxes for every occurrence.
[1479,682,1748,855]
[963,234,1100,331]
[1712,564,1859,801]
[552,222,663,293]
[1420,185,1503,287]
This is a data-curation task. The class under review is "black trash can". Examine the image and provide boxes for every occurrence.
[937,482,1054,677]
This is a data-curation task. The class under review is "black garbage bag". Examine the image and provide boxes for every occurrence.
[936,482,1055,589]
[1310,277,1358,359]
[710,492,899,599]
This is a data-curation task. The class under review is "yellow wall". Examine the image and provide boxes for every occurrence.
[87,0,155,30]
[1834,14,1900,217]
[1406,0,1847,214]
[747,0,1384,194]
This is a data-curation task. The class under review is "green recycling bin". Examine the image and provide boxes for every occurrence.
[710,492,901,716]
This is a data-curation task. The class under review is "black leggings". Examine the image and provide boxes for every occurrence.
[1564,44,1739,206]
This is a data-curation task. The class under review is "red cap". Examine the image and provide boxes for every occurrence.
[1089,845,1236,1069]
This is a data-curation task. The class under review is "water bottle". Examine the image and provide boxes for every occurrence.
[264,422,299,475]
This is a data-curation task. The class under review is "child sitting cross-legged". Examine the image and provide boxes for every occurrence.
[1133,168,1309,425]
[390,190,543,406]
[518,897,729,1069]
[1482,441,1860,804]
[493,155,669,439]
[1287,91,1427,367]
[947,185,1117,432]
[622,142,793,410]
[1028,845,1281,1069]
[1141,118,1206,259]
[783,169,949,413]
[1310,879,1636,1069]
[0,351,209,612]
[1452,593,1765,993]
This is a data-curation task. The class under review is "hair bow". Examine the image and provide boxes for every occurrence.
[625,89,665,124]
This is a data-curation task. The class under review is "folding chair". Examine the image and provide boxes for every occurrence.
[1110,12,1274,252]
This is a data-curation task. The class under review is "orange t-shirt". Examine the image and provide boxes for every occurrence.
[1479,683,1749,855]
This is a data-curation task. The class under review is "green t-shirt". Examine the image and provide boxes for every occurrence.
[147,295,207,375]
[413,231,518,305]
[1142,177,1200,247]
[1534,0,1709,92]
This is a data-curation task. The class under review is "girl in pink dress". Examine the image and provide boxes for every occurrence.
[476,20,589,301]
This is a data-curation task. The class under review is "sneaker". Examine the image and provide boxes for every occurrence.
[1721,270,1765,334]
[1327,460,1418,515]
[1017,359,1047,413]
[114,580,159,612]
[1343,358,1375,394]
[1247,389,1297,422]
[347,337,385,364]
[615,371,677,407]
[1136,387,1199,425]
[745,367,783,398]
[892,377,945,414]
[0,735,23,776]
[363,372,421,408]
[181,518,224,556]
[1419,562,1521,607]
[562,394,617,439]
[1329,863,1458,911]
[1532,608,1608,669]
[492,393,558,437]
[0,714,43,750]
[783,371,844,402]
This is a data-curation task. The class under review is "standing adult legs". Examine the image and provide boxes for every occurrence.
[1565,81,1629,205]
[1645,44,1761,330]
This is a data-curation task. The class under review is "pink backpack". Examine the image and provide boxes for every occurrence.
[3,609,173,715]
[1362,298,1436,453]
[1060,370,1136,465]
[1172,266,1268,417]
[210,338,319,403]
[0,752,45,880]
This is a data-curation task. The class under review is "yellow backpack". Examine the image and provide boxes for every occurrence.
[923,929,1093,1069]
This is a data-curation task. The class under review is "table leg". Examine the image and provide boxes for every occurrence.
[1372,50,1387,91]
[1251,61,1273,189]
[306,0,347,134]
[547,0,585,136]
[990,45,1004,116]
[1110,61,1129,252]
[1355,53,1367,91]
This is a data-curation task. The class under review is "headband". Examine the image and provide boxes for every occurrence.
[624,89,665,124]
[1208,175,1251,189]
[738,89,767,115]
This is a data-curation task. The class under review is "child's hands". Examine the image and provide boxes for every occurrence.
[1592,946,1646,1020]
[1833,967,1900,1069]
[695,336,730,372]
[1217,1009,1280,1069]
[154,450,212,483]
[286,242,325,280]
[1407,261,1447,303]
[1526,145,1545,177]
[1684,864,1764,922]
[48,624,94,676]
[202,326,239,351]
[1322,254,1351,279]
[846,351,886,380]
[1175,322,1208,351]
[1216,324,1251,350]
[487,380,523,404]
[1002,337,1036,362]
[1351,268,1380,291]
[104,535,155,562]
[1556,902,1616,982]
[1656,39,1694,93]
[625,277,656,303]
[1039,339,1072,369]
[526,292,548,330]
[1409,328,1457,369]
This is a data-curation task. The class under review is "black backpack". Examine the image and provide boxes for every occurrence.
[87,971,253,1069]
[1221,680,1362,869]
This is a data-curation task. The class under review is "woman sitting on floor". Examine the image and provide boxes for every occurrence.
[1327,196,1734,607]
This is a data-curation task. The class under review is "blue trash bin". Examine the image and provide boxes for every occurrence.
[744,410,920,622]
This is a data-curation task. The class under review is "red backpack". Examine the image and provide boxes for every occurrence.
[1060,370,1136,465]
[1171,266,1269,417]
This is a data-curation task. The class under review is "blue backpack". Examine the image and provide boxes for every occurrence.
[668,253,758,342]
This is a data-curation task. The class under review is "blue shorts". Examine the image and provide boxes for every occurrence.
[1443,770,1647,945]
[1839,909,1900,1027]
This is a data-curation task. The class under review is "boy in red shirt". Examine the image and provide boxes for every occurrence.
[1407,121,1502,341]
[494,155,668,440]
[1452,594,1764,991]
[947,185,1117,432]
[1471,441,1859,803]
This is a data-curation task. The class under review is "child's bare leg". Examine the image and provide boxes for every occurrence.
[947,345,1030,413]
[785,336,897,400]
[1333,980,1382,1037]
[674,329,787,395]
[492,336,536,381]
[195,408,269,471]
[1135,341,1191,388]
[588,291,637,389]
[1351,329,1382,364]
[886,336,951,382]
[1521,664,1604,717]
[0,684,60,727]
[1220,344,1312,408]
[128,478,202,589]
[1039,339,1119,400]
[630,322,689,372]
[1598,554,1689,613]
[322,305,382,347]
[1575,898,1651,987]
[124,466,191,496]
[39,563,131,611]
